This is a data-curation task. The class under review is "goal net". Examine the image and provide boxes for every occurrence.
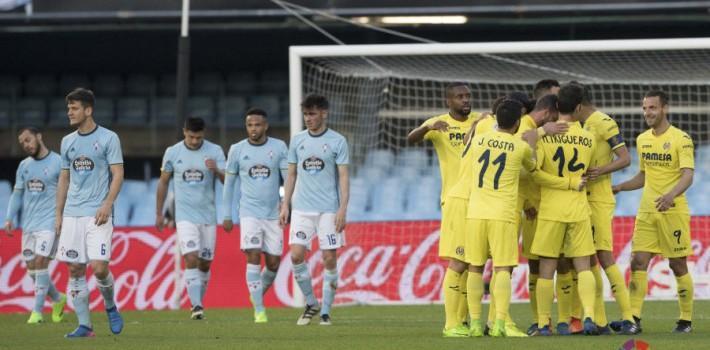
[289,38,710,305]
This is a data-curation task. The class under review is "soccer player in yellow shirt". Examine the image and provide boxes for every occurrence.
[529,83,598,336]
[573,83,640,335]
[533,79,560,99]
[407,82,479,337]
[612,90,695,333]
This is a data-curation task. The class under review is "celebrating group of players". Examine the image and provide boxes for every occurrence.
[410,80,695,338]
[4,88,351,337]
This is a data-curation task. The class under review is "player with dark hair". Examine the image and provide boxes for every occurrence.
[533,79,561,99]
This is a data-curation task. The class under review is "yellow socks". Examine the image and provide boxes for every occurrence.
[571,271,582,320]
[537,278,554,327]
[676,273,694,321]
[457,270,469,323]
[487,272,497,325]
[591,265,607,325]
[577,270,597,321]
[467,271,484,321]
[555,272,573,324]
[529,273,539,322]
[629,270,648,318]
[494,271,512,322]
[604,264,633,321]
[443,268,462,329]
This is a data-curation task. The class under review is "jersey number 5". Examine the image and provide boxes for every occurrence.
[552,146,585,177]
[477,149,507,190]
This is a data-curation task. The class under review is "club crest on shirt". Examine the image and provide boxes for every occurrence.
[26,179,45,193]
[183,169,205,184]
[93,141,101,151]
[663,141,671,150]
[72,156,95,174]
[249,165,271,180]
[302,156,325,174]
[268,150,274,159]
[43,167,49,176]
[322,144,329,153]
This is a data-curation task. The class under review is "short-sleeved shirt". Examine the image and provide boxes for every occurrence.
[421,112,478,201]
[637,125,694,214]
[515,115,541,204]
[162,140,226,225]
[584,111,626,204]
[61,126,123,217]
[12,152,62,232]
[536,122,595,223]
[445,113,489,200]
[225,137,288,220]
[288,128,349,213]
[466,130,536,223]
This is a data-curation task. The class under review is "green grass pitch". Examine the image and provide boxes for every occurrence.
[0,300,708,350]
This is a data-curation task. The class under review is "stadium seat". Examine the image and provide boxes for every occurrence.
[397,148,429,170]
[188,97,216,122]
[113,193,132,227]
[93,74,124,96]
[258,71,288,93]
[369,177,407,221]
[0,180,15,225]
[248,94,282,125]
[47,97,68,127]
[59,74,91,94]
[404,176,441,220]
[359,167,386,186]
[16,98,46,127]
[125,74,156,96]
[155,97,177,126]
[364,149,395,174]
[226,71,257,94]
[93,97,115,126]
[116,97,148,126]
[0,98,10,128]
[129,202,156,227]
[158,74,177,96]
[217,96,247,128]
[0,75,21,97]
[193,72,223,96]
[25,75,57,96]
[347,177,370,222]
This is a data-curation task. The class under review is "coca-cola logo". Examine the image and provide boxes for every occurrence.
[72,156,94,174]
[182,169,204,184]
[302,156,324,174]
[26,179,45,193]
[248,165,271,180]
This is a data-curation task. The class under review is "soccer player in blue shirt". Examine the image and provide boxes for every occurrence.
[4,127,67,324]
[280,94,349,326]
[55,88,124,338]
[156,117,226,320]
[223,108,288,323]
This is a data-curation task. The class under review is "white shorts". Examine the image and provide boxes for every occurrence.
[57,216,113,264]
[177,221,216,261]
[21,230,57,261]
[289,210,345,251]
[240,217,283,256]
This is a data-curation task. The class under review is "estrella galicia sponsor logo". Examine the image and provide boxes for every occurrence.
[72,156,94,174]
[295,231,307,240]
[66,249,79,259]
[302,156,325,174]
[22,249,33,257]
[249,165,271,180]
[183,169,205,184]
[26,179,45,193]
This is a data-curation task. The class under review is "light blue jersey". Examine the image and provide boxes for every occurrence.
[223,137,288,221]
[162,140,226,225]
[61,126,123,217]
[4,152,61,232]
[288,128,349,213]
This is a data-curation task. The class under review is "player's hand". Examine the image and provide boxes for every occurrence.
[521,129,538,144]
[655,193,676,212]
[156,213,165,231]
[94,202,112,226]
[205,158,218,173]
[586,167,603,181]
[523,207,538,220]
[429,120,449,132]
[223,219,233,233]
[335,207,347,233]
[612,185,622,194]
[279,204,290,228]
[55,216,62,237]
[3,220,13,237]
[576,176,588,192]
[542,121,569,136]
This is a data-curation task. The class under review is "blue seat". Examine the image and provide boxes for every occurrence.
[116,97,148,126]
[217,96,247,128]
[248,94,281,125]
[398,148,429,170]
[193,72,223,96]
[188,97,216,122]
[16,98,46,127]
[155,97,177,126]
[25,75,57,96]
[129,202,156,227]
[93,74,124,96]
[347,177,370,222]
[47,98,68,127]
[113,193,132,227]
[405,176,441,220]
[226,71,256,94]
[369,177,407,221]
[59,74,91,94]
[365,149,395,175]
[93,98,115,126]
[125,74,156,96]
[0,180,17,226]
[258,71,288,92]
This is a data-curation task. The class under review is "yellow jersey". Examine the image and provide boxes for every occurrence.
[445,113,489,199]
[515,115,541,204]
[637,125,694,214]
[583,111,625,204]
[466,130,536,223]
[474,115,497,135]
[422,112,479,201]
[536,121,595,222]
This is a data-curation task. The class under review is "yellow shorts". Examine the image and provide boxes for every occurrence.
[590,201,615,252]
[439,197,468,261]
[531,219,595,258]
[521,206,539,260]
[632,212,692,258]
[464,218,518,267]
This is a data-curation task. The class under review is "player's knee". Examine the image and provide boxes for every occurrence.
[630,255,649,271]
[33,256,50,269]
[91,262,110,279]
[322,252,337,270]
[183,253,199,268]
[668,258,688,276]
[448,258,467,273]
[68,263,86,277]
[265,258,280,272]
[198,260,211,272]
